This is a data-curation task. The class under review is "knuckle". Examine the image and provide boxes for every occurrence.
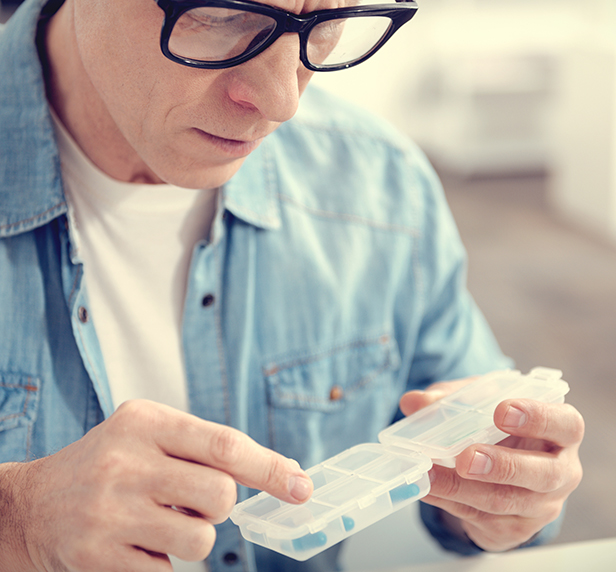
[200,524,217,559]
[548,458,584,493]
[263,452,289,491]
[210,428,245,467]
[89,446,134,485]
[566,404,586,443]
[111,399,161,434]
[202,474,238,523]
[438,469,463,498]
[529,401,552,438]
[542,460,569,493]
[544,467,563,492]
[545,500,564,524]
[497,454,520,484]
[215,474,239,513]
[114,399,146,421]
[455,503,482,521]
[488,486,518,515]
[571,460,584,489]
[183,522,217,561]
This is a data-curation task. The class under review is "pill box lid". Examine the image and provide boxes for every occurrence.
[378,367,570,465]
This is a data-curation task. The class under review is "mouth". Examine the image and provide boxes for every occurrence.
[193,128,264,158]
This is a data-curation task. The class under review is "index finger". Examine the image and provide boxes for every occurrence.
[148,404,313,504]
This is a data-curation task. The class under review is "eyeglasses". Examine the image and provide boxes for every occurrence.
[155,0,418,72]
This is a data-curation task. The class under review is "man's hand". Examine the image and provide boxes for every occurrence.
[399,378,584,552]
[0,400,313,572]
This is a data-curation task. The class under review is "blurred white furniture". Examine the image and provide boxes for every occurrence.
[548,22,616,244]
[374,537,616,572]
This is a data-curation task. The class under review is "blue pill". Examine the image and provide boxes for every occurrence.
[342,516,355,532]
[389,483,420,504]
[292,531,328,551]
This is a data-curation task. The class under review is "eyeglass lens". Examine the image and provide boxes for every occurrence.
[168,4,396,69]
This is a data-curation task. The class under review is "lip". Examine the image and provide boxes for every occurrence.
[193,128,264,158]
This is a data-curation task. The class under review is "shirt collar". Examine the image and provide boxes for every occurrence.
[0,0,67,238]
[222,141,282,231]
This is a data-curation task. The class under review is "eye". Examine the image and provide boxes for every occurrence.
[177,9,251,33]
[309,19,346,45]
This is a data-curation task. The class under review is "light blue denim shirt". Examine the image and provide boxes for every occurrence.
[0,1,531,571]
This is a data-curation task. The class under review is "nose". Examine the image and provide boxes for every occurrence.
[225,34,313,123]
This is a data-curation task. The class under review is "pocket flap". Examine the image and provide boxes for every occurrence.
[264,334,401,412]
[0,373,41,432]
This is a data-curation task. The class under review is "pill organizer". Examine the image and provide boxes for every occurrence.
[230,367,569,561]
[379,367,570,468]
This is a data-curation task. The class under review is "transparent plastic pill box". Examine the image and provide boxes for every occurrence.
[379,367,570,468]
[231,445,431,561]
[230,367,569,560]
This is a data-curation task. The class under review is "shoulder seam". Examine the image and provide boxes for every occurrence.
[277,193,421,238]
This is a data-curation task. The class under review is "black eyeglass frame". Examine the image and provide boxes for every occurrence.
[155,0,418,71]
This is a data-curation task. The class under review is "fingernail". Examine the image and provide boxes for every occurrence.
[469,451,493,475]
[428,468,437,483]
[503,406,527,428]
[288,475,312,502]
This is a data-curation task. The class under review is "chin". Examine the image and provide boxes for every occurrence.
[157,158,246,190]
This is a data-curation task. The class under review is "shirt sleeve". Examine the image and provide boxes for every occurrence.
[404,147,514,388]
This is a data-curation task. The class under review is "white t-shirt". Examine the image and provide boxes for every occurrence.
[52,113,218,414]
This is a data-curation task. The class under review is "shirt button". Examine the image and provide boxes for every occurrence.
[223,552,239,565]
[202,294,215,307]
[329,385,344,401]
[78,306,89,323]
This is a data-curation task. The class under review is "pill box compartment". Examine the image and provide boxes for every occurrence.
[230,444,432,561]
[378,367,570,467]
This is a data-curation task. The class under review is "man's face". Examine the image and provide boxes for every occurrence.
[70,0,338,188]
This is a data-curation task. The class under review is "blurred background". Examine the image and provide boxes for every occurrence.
[3,0,615,568]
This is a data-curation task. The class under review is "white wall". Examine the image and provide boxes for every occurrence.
[313,0,616,244]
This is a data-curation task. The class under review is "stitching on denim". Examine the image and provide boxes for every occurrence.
[0,378,37,423]
[263,334,391,376]
[273,354,392,408]
[0,201,66,233]
[214,240,232,427]
[0,384,38,391]
[287,118,410,154]
[277,193,420,237]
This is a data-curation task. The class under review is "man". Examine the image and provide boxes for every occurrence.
[0,1,584,571]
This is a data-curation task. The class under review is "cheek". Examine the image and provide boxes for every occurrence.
[73,4,168,127]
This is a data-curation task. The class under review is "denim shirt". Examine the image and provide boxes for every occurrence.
[0,1,520,571]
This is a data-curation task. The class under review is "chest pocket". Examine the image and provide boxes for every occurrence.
[264,334,401,467]
[0,373,41,462]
